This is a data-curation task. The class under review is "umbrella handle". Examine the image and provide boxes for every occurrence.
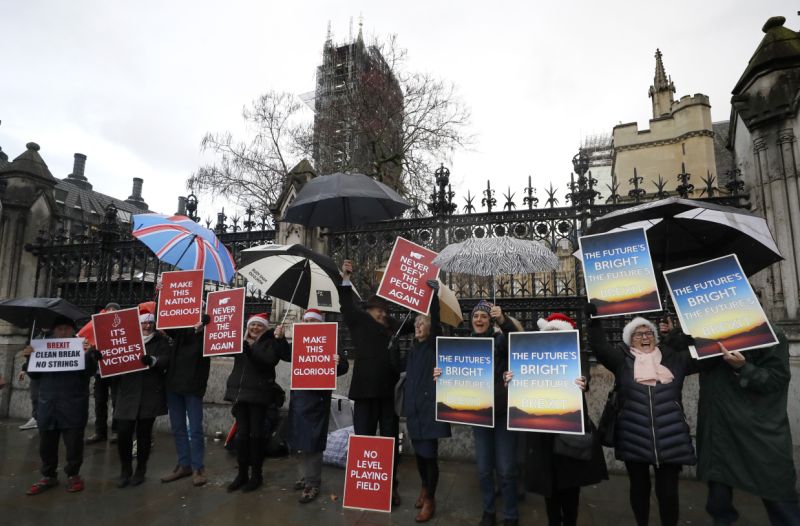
[29,319,36,343]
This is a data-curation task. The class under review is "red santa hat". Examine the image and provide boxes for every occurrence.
[303,309,324,322]
[247,313,270,328]
[537,312,577,332]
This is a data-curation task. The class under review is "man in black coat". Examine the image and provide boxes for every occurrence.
[339,260,413,506]
[86,302,120,445]
[23,316,97,495]
[160,316,211,487]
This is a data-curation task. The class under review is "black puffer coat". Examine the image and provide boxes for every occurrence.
[113,332,171,421]
[339,284,413,400]
[224,329,289,406]
[589,322,697,466]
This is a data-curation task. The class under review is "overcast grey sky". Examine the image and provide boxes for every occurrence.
[1,1,796,219]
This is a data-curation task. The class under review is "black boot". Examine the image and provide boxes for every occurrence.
[478,512,495,526]
[117,462,132,489]
[242,438,264,492]
[227,437,250,492]
[130,461,147,486]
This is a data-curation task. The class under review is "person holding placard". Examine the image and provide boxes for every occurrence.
[339,259,414,507]
[689,328,800,525]
[435,300,519,526]
[112,312,171,488]
[282,309,349,504]
[506,313,608,526]
[224,313,289,493]
[85,302,121,445]
[402,280,450,523]
[587,305,696,526]
[23,317,97,495]
[161,315,211,487]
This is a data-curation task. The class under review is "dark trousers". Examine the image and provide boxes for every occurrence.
[232,402,268,474]
[116,418,155,476]
[415,453,440,498]
[30,378,39,420]
[545,487,580,526]
[40,427,85,478]
[706,481,800,526]
[93,376,116,436]
[625,461,681,526]
[353,397,399,482]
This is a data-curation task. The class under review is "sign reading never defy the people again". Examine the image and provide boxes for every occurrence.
[376,237,440,315]
[203,288,245,356]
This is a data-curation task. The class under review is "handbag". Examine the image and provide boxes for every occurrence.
[554,419,596,460]
[394,372,407,417]
[597,381,620,448]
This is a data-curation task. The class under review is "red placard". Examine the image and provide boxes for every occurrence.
[92,307,148,378]
[376,237,440,315]
[203,288,246,357]
[342,435,395,513]
[290,322,338,390]
[157,270,204,329]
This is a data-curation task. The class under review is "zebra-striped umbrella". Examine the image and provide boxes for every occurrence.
[433,237,559,276]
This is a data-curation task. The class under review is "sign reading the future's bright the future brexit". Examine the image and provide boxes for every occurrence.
[376,237,440,315]
[92,307,148,377]
[579,228,661,317]
[664,254,777,359]
[435,337,494,428]
[27,338,86,372]
[342,435,395,513]
[290,322,338,390]
[203,288,245,357]
[507,331,584,434]
[157,270,204,329]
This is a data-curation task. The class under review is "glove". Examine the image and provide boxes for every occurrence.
[141,355,156,367]
[201,314,211,326]
[584,302,598,317]
[426,279,439,291]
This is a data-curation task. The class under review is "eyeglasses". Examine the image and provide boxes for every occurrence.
[632,330,654,339]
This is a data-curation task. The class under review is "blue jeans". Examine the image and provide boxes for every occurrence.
[473,422,519,520]
[166,391,205,471]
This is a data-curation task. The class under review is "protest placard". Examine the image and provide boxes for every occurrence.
[579,227,661,317]
[203,288,245,356]
[27,338,86,372]
[157,269,204,329]
[290,322,338,390]
[664,254,777,359]
[507,331,584,434]
[376,237,440,315]
[92,307,148,377]
[435,337,494,428]
[342,435,395,513]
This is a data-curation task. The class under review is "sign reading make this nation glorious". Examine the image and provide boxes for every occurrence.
[507,331,584,434]
[290,322,338,390]
[92,307,148,378]
[157,269,204,330]
[664,254,777,359]
[579,227,661,317]
[203,288,245,357]
[376,237,440,315]
[435,337,494,428]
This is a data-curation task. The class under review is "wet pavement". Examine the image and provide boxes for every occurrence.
[0,419,770,525]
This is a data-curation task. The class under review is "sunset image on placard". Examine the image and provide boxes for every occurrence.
[507,331,583,434]
[579,228,661,317]
[436,337,494,428]
[664,254,777,359]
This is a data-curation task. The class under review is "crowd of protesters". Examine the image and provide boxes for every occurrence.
[11,258,799,526]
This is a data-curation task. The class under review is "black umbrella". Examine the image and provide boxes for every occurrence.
[282,173,411,257]
[0,297,89,331]
[585,197,782,276]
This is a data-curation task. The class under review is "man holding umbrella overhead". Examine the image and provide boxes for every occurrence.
[22,317,97,495]
[340,259,414,506]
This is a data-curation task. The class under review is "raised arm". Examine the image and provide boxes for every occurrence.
[587,315,624,373]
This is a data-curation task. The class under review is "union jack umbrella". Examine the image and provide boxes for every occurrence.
[132,214,236,283]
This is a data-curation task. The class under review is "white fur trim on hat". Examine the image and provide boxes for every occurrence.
[622,317,659,347]
[537,318,575,332]
[247,314,270,328]
[139,313,155,324]
[303,310,324,322]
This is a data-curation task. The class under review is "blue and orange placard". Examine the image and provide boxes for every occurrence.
[435,337,494,428]
[663,254,777,359]
[507,331,584,434]
[579,228,661,317]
